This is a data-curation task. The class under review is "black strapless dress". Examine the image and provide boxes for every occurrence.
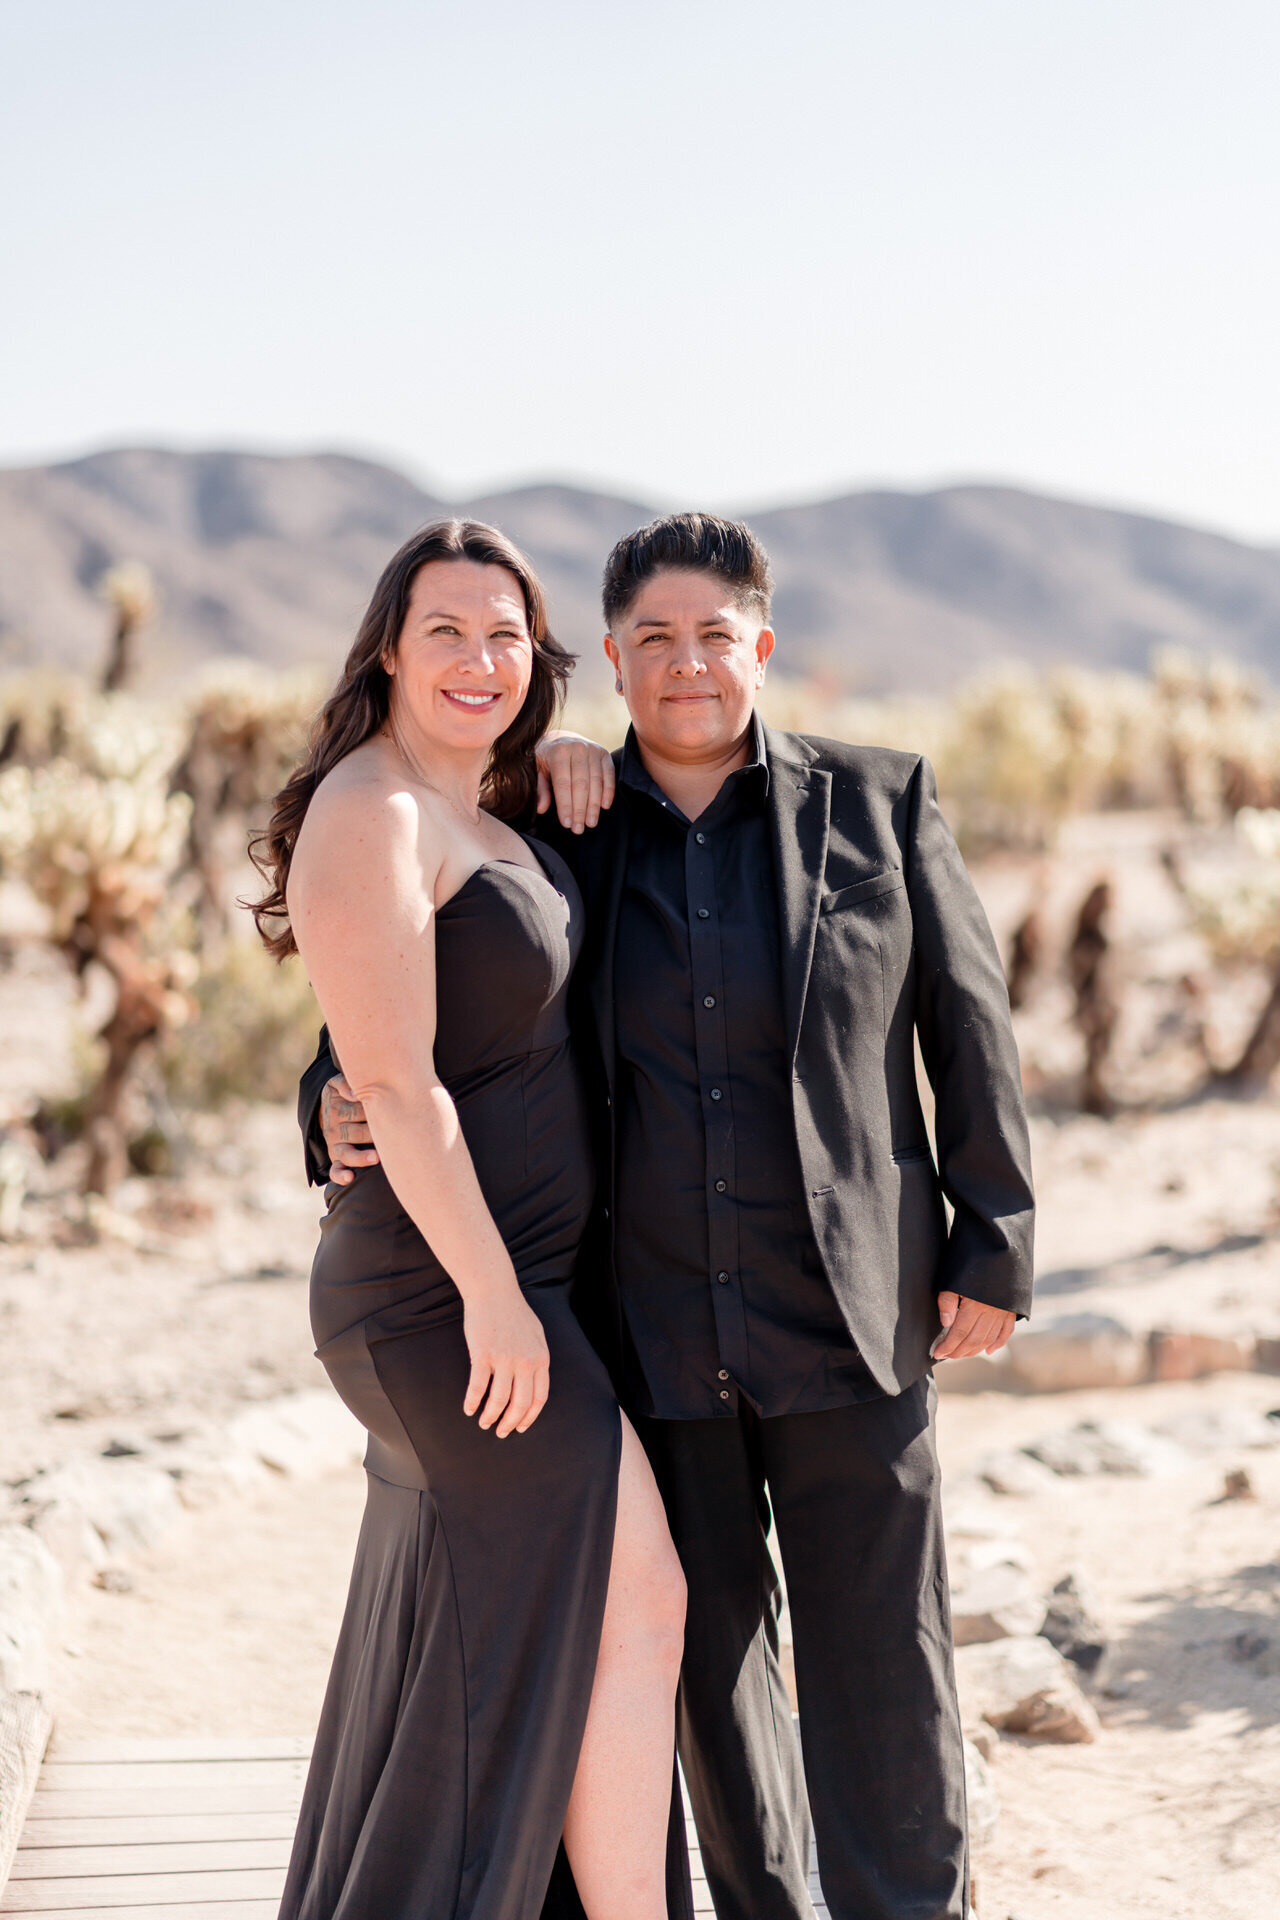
[279,841,623,1920]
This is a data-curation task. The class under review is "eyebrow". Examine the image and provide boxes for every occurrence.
[418,607,525,624]
[632,614,737,631]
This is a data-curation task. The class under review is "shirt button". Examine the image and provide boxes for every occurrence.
[719,1389,730,1400]
[717,1270,729,1283]
[718,1369,729,1381]
[714,1179,727,1193]
[703,995,716,1009]
[696,907,710,919]
[695,832,706,845]
[710,1087,722,1101]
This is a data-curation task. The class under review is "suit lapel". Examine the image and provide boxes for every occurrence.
[584,796,631,1094]
[765,728,830,1065]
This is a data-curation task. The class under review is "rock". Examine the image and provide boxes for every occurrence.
[974,1449,1059,1497]
[942,1490,1025,1543]
[158,1438,271,1509]
[1154,1406,1280,1453]
[963,1736,999,1848]
[956,1535,1034,1575]
[933,1350,1013,1393]
[1040,1573,1108,1674]
[224,1389,364,1477]
[951,1564,1045,1646]
[1227,1631,1280,1677]
[1147,1328,1255,1382]
[1005,1314,1148,1392]
[1023,1420,1186,1478]
[0,1689,53,1893]
[955,1635,1100,1743]
[21,1457,184,1570]
[0,1527,64,1694]
[1215,1468,1257,1502]
[91,1567,135,1594]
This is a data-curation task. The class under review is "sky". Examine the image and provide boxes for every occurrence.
[2,0,1278,540]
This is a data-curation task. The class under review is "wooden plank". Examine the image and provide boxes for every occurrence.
[0,1907,280,1920]
[35,1758,306,1794]
[0,1865,285,1910]
[9,1836,291,1877]
[25,1785,302,1820]
[18,1810,298,1847]
[47,1735,311,1765]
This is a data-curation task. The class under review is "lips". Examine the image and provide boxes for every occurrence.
[443,690,500,709]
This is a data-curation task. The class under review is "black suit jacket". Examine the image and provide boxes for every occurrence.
[299,724,1035,1399]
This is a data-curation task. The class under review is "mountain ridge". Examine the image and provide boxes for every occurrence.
[2,446,1279,696]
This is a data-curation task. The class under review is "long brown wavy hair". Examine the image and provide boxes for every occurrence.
[250,518,573,959]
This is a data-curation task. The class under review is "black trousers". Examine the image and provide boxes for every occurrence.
[639,1377,968,1920]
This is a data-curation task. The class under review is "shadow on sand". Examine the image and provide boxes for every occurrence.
[1103,1553,1280,1733]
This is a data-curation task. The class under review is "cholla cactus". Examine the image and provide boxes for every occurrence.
[0,670,92,769]
[1174,807,1280,1086]
[0,745,196,1192]
[171,664,320,932]
[98,561,157,694]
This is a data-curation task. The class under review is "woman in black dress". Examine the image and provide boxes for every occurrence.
[252,520,687,1920]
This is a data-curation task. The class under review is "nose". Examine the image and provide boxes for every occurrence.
[669,640,707,678]
[455,633,495,675]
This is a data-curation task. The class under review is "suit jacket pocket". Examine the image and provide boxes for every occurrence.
[820,869,905,913]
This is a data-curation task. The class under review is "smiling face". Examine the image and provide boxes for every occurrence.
[385,557,534,757]
[605,568,775,762]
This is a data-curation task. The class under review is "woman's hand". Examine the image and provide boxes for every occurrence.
[463,1283,552,1436]
[535,731,616,833]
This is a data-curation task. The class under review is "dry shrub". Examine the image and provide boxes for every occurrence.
[161,938,320,1110]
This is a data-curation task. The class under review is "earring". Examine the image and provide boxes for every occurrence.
[615,676,623,693]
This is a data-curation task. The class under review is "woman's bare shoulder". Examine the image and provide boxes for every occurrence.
[292,743,443,899]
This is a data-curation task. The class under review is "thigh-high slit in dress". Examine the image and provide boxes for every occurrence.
[278,840,627,1920]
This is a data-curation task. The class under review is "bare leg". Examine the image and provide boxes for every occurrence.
[563,1414,686,1920]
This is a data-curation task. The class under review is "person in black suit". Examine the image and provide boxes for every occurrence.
[304,513,1035,1920]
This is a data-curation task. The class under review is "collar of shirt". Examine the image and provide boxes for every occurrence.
[618,711,770,825]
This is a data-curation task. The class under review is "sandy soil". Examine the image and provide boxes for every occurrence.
[4,818,1280,1917]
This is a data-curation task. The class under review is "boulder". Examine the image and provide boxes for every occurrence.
[933,1350,1013,1393]
[955,1635,1101,1743]
[1153,1406,1280,1454]
[0,1527,64,1695]
[951,1564,1044,1646]
[1040,1572,1108,1675]
[963,1737,999,1848]
[1004,1314,1148,1392]
[1147,1329,1254,1382]
[225,1390,364,1477]
[21,1457,184,1571]
[974,1449,1059,1497]
[0,1527,62,1889]
[1023,1420,1186,1478]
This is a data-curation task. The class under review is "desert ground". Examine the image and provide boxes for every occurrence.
[2,814,1279,1920]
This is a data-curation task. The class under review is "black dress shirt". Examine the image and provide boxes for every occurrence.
[612,720,882,1420]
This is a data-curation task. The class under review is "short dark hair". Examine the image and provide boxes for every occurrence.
[602,512,774,630]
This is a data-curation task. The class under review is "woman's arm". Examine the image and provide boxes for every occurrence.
[289,785,550,1437]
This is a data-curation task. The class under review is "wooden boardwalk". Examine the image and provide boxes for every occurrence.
[2,1737,830,1917]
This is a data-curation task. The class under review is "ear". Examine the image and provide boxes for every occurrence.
[754,626,775,685]
[382,648,397,677]
[603,633,624,693]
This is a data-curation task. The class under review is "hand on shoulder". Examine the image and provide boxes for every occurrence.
[535,731,616,835]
